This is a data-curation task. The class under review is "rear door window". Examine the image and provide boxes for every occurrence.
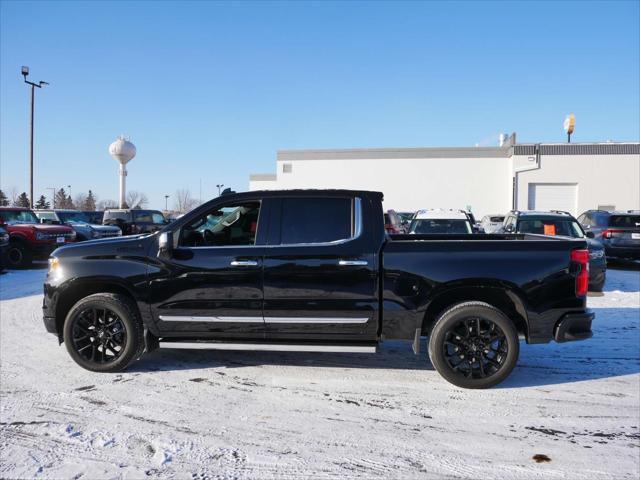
[280,197,353,244]
[609,215,640,228]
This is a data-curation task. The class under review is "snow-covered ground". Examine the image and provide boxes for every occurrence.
[1,267,638,479]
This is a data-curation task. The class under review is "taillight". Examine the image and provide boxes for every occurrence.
[602,229,623,238]
[571,249,589,297]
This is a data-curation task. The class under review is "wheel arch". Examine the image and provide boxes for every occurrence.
[421,285,529,341]
[55,279,143,341]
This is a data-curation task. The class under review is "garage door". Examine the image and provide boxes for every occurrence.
[527,183,578,215]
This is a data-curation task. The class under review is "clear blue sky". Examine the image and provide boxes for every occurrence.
[1,0,639,209]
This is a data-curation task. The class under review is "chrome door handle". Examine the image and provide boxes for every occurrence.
[338,260,368,266]
[230,260,259,267]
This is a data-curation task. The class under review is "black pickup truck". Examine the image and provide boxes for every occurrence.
[43,190,594,388]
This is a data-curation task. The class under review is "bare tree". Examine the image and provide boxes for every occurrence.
[9,186,19,205]
[97,199,118,211]
[174,189,199,213]
[74,193,87,209]
[126,190,149,210]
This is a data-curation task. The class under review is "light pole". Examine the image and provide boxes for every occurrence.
[164,195,170,211]
[216,184,224,196]
[21,66,49,209]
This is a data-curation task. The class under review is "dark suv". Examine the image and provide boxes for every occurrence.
[502,210,606,291]
[103,209,168,235]
[577,210,640,261]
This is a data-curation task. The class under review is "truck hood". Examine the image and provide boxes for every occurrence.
[52,233,153,258]
[7,223,74,234]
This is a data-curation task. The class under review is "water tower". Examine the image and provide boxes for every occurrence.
[108,136,136,208]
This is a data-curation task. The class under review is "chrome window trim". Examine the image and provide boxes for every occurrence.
[180,197,363,250]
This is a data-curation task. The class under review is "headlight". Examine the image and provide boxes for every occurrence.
[589,250,604,259]
[36,232,46,240]
[48,257,61,277]
[91,229,101,238]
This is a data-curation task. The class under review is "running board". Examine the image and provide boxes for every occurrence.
[159,341,377,353]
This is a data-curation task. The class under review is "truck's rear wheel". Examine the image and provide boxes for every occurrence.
[63,293,144,372]
[428,301,519,389]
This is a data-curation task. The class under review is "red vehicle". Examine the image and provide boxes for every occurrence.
[0,207,76,268]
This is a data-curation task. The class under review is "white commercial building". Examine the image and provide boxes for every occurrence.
[249,134,640,218]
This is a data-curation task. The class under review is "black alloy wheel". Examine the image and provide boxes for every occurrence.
[64,293,144,372]
[442,317,508,379]
[428,301,519,389]
[71,307,127,365]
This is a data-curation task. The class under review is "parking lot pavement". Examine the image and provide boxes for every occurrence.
[0,267,638,479]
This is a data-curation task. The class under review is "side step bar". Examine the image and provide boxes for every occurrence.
[159,341,377,354]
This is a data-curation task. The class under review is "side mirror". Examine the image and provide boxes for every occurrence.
[158,231,173,258]
[586,231,595,239]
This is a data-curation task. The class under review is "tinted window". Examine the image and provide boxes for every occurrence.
[36,211,58,221]
[134,211,166,224]
[104,211,131,221]
[280,197,352,244]
[609,215,640,228]
[180,202,260,247]
[409,219,472,234]
[58,211,90,223]
[517,218,584,238]
[0,210,39,224]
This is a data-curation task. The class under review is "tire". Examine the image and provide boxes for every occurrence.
[5,242,32,269]
[63,293,145,372]
[428,301,519,389]
[590,274,606,293]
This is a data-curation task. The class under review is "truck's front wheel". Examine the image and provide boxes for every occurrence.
[428,301,519,389]
[63,293,145,372]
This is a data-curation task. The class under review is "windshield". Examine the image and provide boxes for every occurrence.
[517,218,584,238]
[104,211,130,221]
[0,210,39,224]
[609,215,640,228]
[410,219,472,234]
[133,211,166,224]
[58,211,90,224]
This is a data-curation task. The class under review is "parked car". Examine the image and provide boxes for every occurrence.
[103,209,168,235]
[480,214,506,234]
[82,211,105,225]
[0,207,76,268]
[384,209,406,234]
[0,226,9,272]
[577,210,640,260]
[43,189,593,389]
[502,210,606,292]
[34,210,121,241]
[396,211,415,228]
[408,209,474,234]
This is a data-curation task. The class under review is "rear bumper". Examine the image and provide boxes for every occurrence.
[554,310,594,343]
[604,245,640,260]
